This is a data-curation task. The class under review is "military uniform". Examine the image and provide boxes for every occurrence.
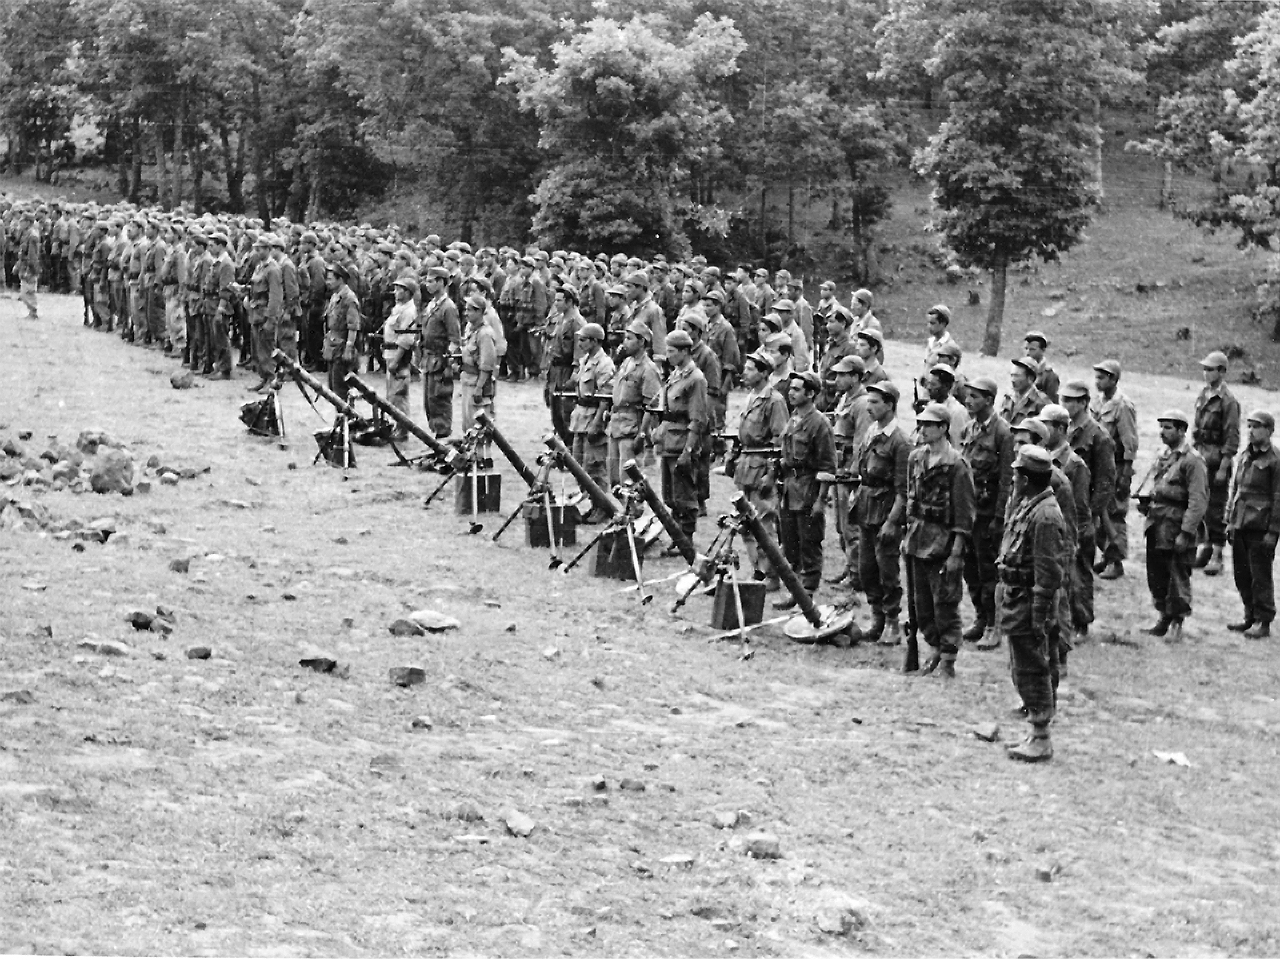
[512,272,547,378]
[1000,385,1049,427]
[607,349,661,486]
[960,411,1014,639]
[816,334,856,411]
[323,281,362,394]
[381,295,419,419]
[1091,389,1139,565]
[459,318,497,430]
[854,421,911,630]
[545,307,584,445]
[420,291,461,437]
[1227,434,1280,630]
[690,339,721,510]
[633,294,666,366]
[998,482,1067,737]
[904,443,976,663]
[830,383,870,584]
[1140,438,1209,624]
[208,248,236,377]
[731,381,789,581]
[16,223,40,319]
[1192,382,1241,552]
[1067,408,1116,629]
[705,316,740,428]
[655,359,708,541]
[569,345,616,495]
[299,249,328,367]
[249,255,284,379]
[778,401,836,594]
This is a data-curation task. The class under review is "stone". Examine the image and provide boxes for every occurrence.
[659,854,695,869]
[411,715,433,730]
[3,438,25,458]
[589,776,607,792]
[745,831,781,860]
[389,666,426,687]
[1035,864,1060,882]
[159,473,179,486]
[0,460,20,480]
[504,811,537,838]
[619,778,645,792]
[135,480,152,494]
[148,617,174,635]
[146,454,162,469]
[542,646,560,660]
[76,430,117,455]
[170,370,196,390]
[51,461,78,482]
[176,460,212,480]
[125,611,155,631]
[169,558,190,574]
[299,656,340,674]
[186,647,212,660]
[504,622,517,633]
[90,450,134,495]
[389,618,426,637]
[79,639,130,657]
[712,810,740,830]
[972,722,1001,743]
[408,609,461,632]
[445,802,484,822]
[0,689,35,705]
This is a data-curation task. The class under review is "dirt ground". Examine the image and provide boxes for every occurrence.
[3,291,1280,958]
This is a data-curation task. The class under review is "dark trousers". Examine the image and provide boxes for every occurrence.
[424,367,454,438]
[211,310,232,375]
[327,355,354,396]
[1007,625,1058,725]
[859,522,902,618]
[963,514,1000,625]
[303,305,325,366]
[779,507,825,593]
[1232,531,1277,623]
[1072,535,1095,630]
[911,555,963,657]
[1202,472,1230,546]
[661,457,698,540]
[1146,535,1193,619]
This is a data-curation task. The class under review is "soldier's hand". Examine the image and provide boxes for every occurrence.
[342,345,356,362]
[1215,463,1231,485]
[587,429,605,444]
[1175,531,1195,553]
[810,499,826,519]
[472,393,484,405]
[1265,532,1278,550]
[944,552,963,577]
[677,451,692,470]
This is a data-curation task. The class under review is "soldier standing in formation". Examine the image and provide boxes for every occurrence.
[725,350,787,590]
[960,376,1014,651]
[649,329,708,550]
[997,445,1068,763]
[1061,378,1115,639]
[382,276,420,432]
[853,382,910,645]
[1227,410,1280,638]
[322,263,361,394]
[421,266,461,438]
[904,403,976,677]
[544,285,584,446]
[1024,331,1059,403]
[826,355,869,590]
[569,322,615,521]
[1138,410,1209,642]
[607,320,661,486]
[1001,357,1049,426]
[247,234,283,392]
[1191,351,1240,576]
[459,293,498,444]
[1091,359,1139,581]
[773,371,836,610]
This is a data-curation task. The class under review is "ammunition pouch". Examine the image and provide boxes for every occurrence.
[999,566,1035,587]
[912,502,949,522]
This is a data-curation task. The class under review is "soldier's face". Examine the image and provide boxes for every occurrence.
[1095,371,1115,393]
[826,317,846,339]
[394,285,410,302]
[1025,340,1045,361]
[1202,365,1223,386]
[867,394,890,420]
[925,375,947,401]
[1062,395,1086,418]
[1160,422,1184,447]
[622,331,643,357]
[1249,422,1272,445]
[927,317,946,337]
[918,421,947,443]
[1010,368,1031,391]
[854,338,874,361]
[554,291,567,310]
[835,371,856,393]
[965,389,993,417]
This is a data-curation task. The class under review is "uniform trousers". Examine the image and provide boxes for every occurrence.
[1145,536,1194,619]
[423,357,454,438]
[661,457,699,540]
[607,435,643,488]
[1203,471,1230,546]
[911,555,964,658]
[572,431,608,492]
[779,506,824,593]
[1232,531,1276,624]
[963,514,1000,625]
[859,522,902,618]
[1004,600,1058,725]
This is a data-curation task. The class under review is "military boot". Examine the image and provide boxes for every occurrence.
[879,619,901,647]
[1098,561,1124,580]
[1244,621,1271,639]
[1006,726,1053,763]
[1228,617,1253,632]
[962,617,987,641]
[1142,615,1172,637]
[974,627,1000,651]
[1193,543,1212,568]
[1203,546,1224,576]
[935,658,956,680]
[863,610,886,644]
[1164,618,1185,642]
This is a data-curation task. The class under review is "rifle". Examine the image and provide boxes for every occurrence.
[903,554,919,673]
[911,378,927,415]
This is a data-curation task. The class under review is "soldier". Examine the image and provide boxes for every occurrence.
[726,350,788,590]
[544,286,584,446]
[272,233,301,367]
[1192,350,1240,576]
[459,293,498,441]
[773,371,837,609]
[773,299,811,372]
[680,311,720,517]
[904,403,976,677]
[607,319,662,487]
[786,278,814,356]
[646,329,708,551]
[247,234,284,391]
[825,355,869,591]
[1060,378,1115,637]
[703,289,741,420]
[996,445,1068,763]
[158,222,186,358]
[628,271,667,372]
[569,322,615,521]
[854,381,911,646]
[960,376,1014,651]
[1137,410,1209,642]
[1091,359,1139,580]
[205,232,236,380]
[854,328,888,385]
[922,364,969,446]
[297,231,327,370]
[923,304,956,369]
[16,212,40,320]
[816,303,857,411]
[850,288,881,335]
[1037,404,1091,676]
[420,266,461,438]
[382,276,420,433]
[185,232,211,373]
[1024,331,1059,403]
[322,263,362,394]
[512,256,548,381]
[1000,357,1048,426]
[141,219,168,346]
[603,283,631,358]
[1227,410,1280,638]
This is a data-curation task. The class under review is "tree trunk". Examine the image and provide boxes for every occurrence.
[171,92,186,208]
[306,160,322,222]
[982,256,1007,357]
[759,186,767,262]
[219,122,244,212]
[129,118,143,203]
[286,149,308,221]
[787,182,795,251]
[192,138,205,215]
[1093,98,1104,209]
[1160,159,1173,209]
[829,197,840,231]
[154,132,168,208]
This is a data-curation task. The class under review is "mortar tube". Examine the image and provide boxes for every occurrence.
[623,459,696,565]
[730,491,823,628]
[543,433,620,518]
[274,349,360,420]
[476,410,539,488]
[344,373,455,462]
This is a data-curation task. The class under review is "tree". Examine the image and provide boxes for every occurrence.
[910,0,1118,355]
[0,0,82,179]
[504,13,745,256]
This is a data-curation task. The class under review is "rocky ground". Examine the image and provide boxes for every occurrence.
[3,292,1280,957]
